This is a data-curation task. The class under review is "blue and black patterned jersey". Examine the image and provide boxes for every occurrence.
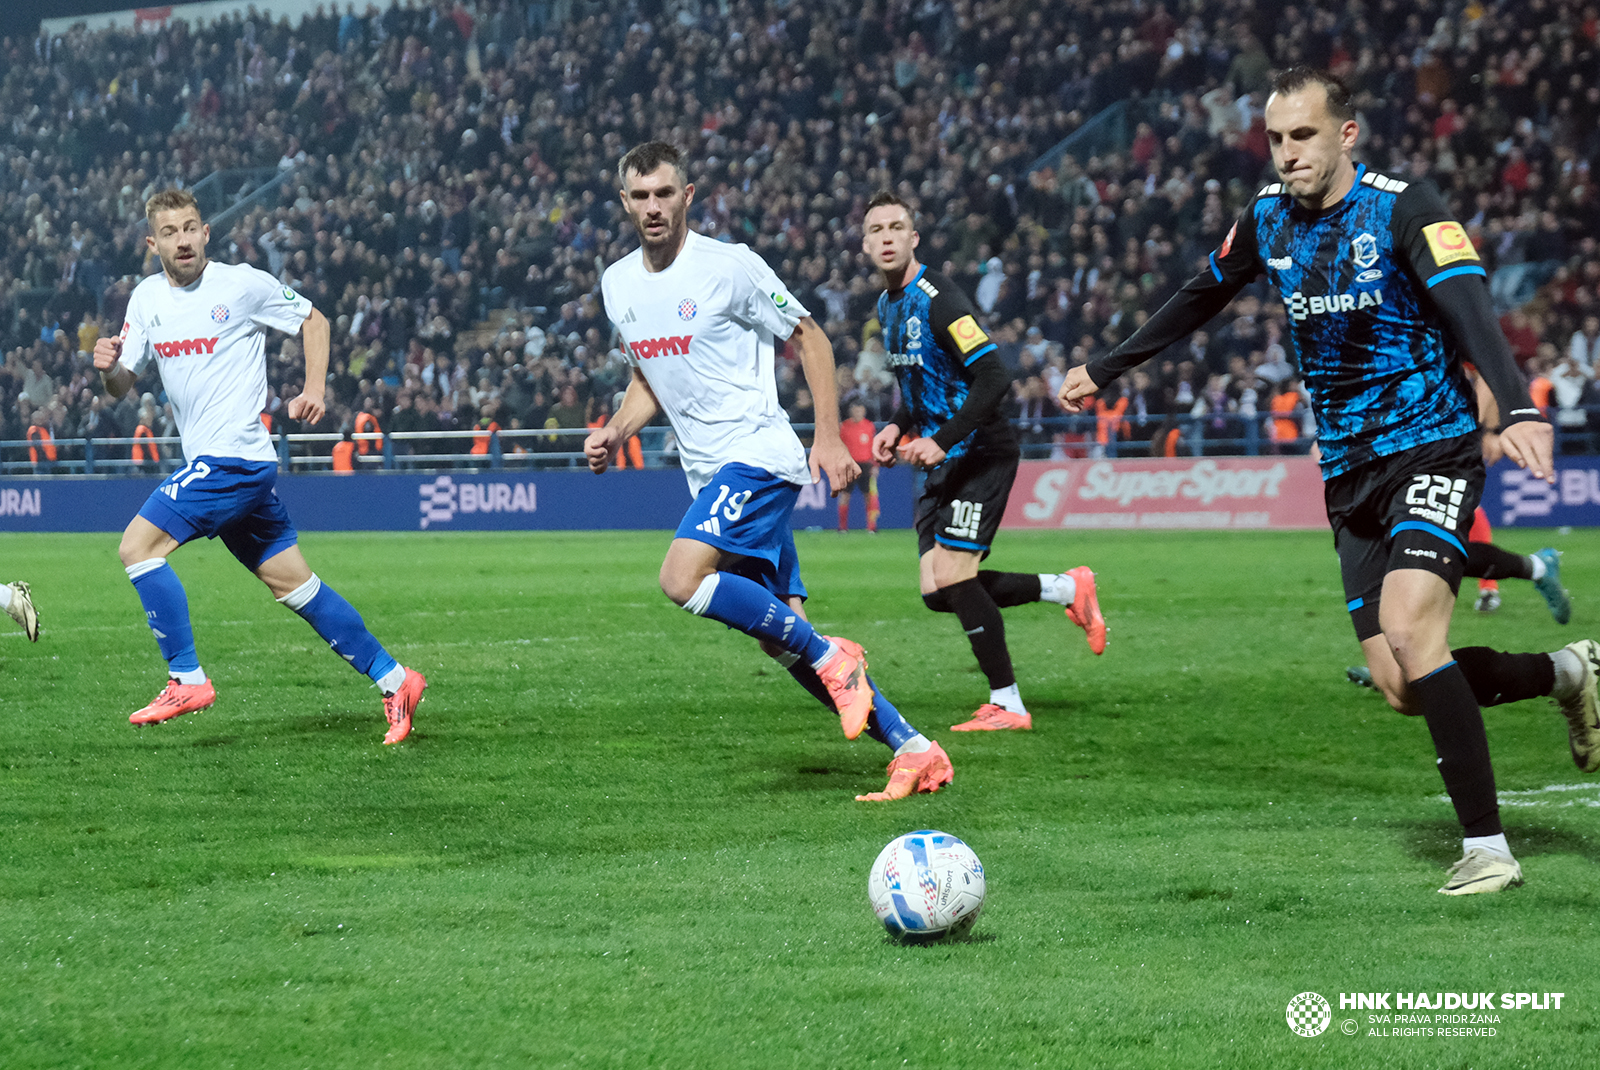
[877,266,1013,460]
[1089,164,1506,479]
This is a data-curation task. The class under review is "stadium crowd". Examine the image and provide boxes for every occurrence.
[5,0,1600,469]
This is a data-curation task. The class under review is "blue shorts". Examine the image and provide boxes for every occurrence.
[138,456,300,572]
[674,462,808,601]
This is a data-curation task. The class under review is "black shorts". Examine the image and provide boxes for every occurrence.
[1324,433,1484,641]
[915,448,1019,557]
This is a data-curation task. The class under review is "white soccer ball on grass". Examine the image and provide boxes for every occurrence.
[867,829,986,941]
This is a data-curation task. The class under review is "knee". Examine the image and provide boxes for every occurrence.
[1382,625,1430,680]
[659,562,710,607]
[922,590,952,613]
[118,531,157,569]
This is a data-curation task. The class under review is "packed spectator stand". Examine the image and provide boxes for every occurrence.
[4,0,1600,475]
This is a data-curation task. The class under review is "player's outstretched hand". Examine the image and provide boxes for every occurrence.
[1057,365,1100,413]
[809,435,860,496]
[1498,420,1555,484]
[896,436,946,469]
[92,336,122,372]
[871,424,901,466]
[584,425,620,474]
[285,392,326,424]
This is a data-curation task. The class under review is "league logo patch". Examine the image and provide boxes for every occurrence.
[282,286,301,303]
[1351,232,1379,269]
[1422,221,1479,266]
[1220,222,1237,258]
[770,291,789,309]
[677,298,697,321]
[949,314,988,355]
[210,304,230,324]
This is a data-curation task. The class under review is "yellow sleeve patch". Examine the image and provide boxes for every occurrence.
[949,314,990,355]
[1422,221,1479,266]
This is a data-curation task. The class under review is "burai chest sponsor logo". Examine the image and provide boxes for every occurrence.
[1287,288,1385,322]
[154,337,221,358]
[629,334,693,360]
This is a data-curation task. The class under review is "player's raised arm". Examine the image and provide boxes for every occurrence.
[286,306,330,424]
[585,368,660,474]
[93,335,136,399]
[791,315,859,495]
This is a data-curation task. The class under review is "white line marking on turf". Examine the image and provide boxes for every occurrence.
[1437,783,1600,808]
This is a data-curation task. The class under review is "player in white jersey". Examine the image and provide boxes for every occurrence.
[91,189,425,742]
[584,141,952,801]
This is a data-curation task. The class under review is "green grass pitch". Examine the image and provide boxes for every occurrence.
[1,527,1596,1069]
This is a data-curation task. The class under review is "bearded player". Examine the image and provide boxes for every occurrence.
[586,142,951,801]
[92,190,425,742]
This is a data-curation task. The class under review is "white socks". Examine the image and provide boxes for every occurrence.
[894,734,932,756]
[990,682,1026,714]
[1039,572,1076,605]
[1551,647,1584,700]
[376,665,407,694]
[1463,833,1513,862]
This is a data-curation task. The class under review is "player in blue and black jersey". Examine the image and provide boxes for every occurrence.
[863,192,1107,732]
[1061,67,1598,895]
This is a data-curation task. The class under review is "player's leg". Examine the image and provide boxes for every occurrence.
[661,465,871,737]
[913,455,1032,729]
[1333,447,1518,893]
[1351,592,1598,772]
[1378,567,1520,893]
[1467,507,1500,612]
[758,593,951,802]
[920,543,1032,729]
[1,580,40,641]
[837,481,851,532]
[968,567,1107,653]
[120,502,217,724]
[865,466,880,533]
[234,497,424,744]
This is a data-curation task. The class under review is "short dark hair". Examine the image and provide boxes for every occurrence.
[1269,66,1355,123]
[866,190,915,225]
[617,141,687,186]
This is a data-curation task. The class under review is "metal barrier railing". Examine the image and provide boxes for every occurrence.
[6,411,1598,477]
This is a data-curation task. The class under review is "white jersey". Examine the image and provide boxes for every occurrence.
[601,230,811,496]
[118,261,313,463]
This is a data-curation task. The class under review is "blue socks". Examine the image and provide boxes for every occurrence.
[278,574,400,685]
[127,559,202,678]
[683,572,833,664]
[780,656,920,751]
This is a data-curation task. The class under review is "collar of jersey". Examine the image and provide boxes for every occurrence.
[1292,163,1365,220]
[888,263,927,297]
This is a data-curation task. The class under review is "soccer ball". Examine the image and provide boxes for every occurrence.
[867,830,986,941]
